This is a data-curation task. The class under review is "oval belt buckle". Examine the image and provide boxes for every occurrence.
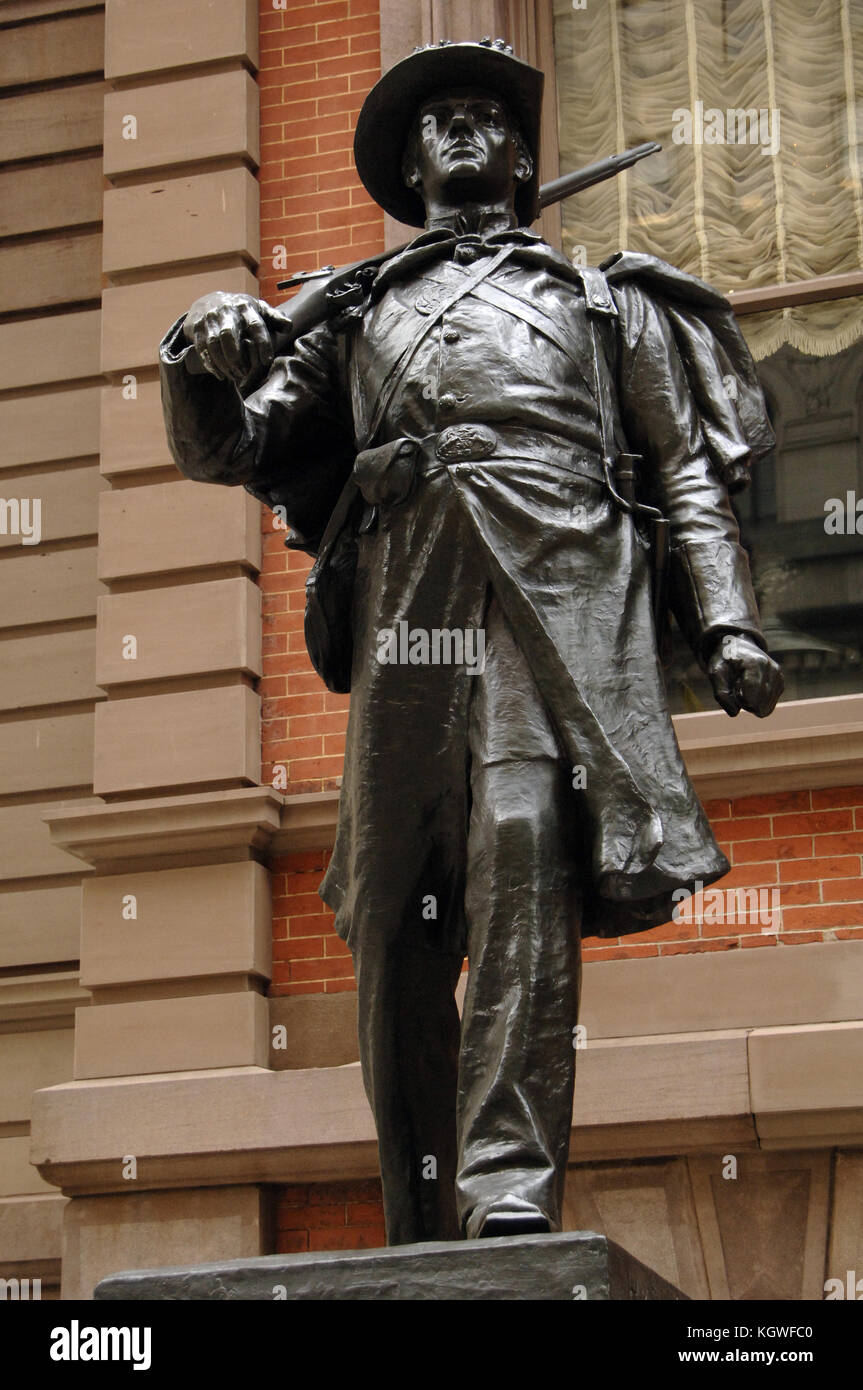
[435,423,497,462]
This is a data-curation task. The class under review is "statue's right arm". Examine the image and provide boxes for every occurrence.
[159,291,351,500]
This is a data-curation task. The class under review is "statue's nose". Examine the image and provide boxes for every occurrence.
[448,108,474,134]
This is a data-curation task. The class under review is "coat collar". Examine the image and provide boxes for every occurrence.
[371,224,581,299]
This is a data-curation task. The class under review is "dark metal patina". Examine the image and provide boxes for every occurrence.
[159,38,782,1249]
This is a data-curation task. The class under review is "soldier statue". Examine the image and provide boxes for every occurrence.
[160,39,783,1246]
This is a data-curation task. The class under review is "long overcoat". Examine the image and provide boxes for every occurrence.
[159,229,773,942]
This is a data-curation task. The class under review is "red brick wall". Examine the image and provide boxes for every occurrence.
[258,0,384,310]
[271,847,350,995]
[259,5,384,1237]
[258,0,383,996]
[275,1178,385,1253]
[258,0,384,802]
[582,786,863,963]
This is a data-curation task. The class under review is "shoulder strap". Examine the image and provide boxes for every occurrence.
[582,272,670,626]
[579,269,618,471]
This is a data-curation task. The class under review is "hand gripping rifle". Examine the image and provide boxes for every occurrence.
[186,142,661,371]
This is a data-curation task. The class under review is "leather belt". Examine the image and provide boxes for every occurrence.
[414,423,606,484]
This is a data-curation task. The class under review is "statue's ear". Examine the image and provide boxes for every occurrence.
[514,151,533,185]
[402,144,422,190]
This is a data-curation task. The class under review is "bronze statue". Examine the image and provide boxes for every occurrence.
[160,39,782,1247]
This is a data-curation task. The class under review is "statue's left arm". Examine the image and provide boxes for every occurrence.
[612,281,783,718]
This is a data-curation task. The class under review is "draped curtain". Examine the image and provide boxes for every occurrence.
[553,0,863,357]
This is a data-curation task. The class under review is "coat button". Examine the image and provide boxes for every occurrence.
[454,244,479,264]
[439,392,457,410]
[443,328,460,343]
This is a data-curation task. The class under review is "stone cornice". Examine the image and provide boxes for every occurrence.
[42,787,343,869]
[0,972,88,1031]
[41,693,863,874]
[43,787,289,869]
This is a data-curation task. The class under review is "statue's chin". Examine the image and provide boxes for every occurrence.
[438,169,504,206]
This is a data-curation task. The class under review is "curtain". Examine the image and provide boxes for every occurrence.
[553,0,863,357]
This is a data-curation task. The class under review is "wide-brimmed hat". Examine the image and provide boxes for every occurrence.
[353,38,544,228]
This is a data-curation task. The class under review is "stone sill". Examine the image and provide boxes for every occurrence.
[29,1021,863,1196]
[271,940,863,1073]
[675,693,863,799]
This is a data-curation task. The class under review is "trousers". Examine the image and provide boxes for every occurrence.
[350,597,583,1243]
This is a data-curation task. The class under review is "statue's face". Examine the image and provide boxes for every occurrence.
[408,88,529,208]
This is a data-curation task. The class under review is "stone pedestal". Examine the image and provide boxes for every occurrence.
[94,1231,689,1301]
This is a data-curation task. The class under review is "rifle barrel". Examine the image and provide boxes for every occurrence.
[538,141,662,210]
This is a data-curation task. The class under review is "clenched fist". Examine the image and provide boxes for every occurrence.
[707,632,783,718]
[183,292,284,384]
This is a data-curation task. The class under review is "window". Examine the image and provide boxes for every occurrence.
[553,0,863,713]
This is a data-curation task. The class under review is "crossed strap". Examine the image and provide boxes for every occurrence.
[359,244,517,449]
[446,270,598,401]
